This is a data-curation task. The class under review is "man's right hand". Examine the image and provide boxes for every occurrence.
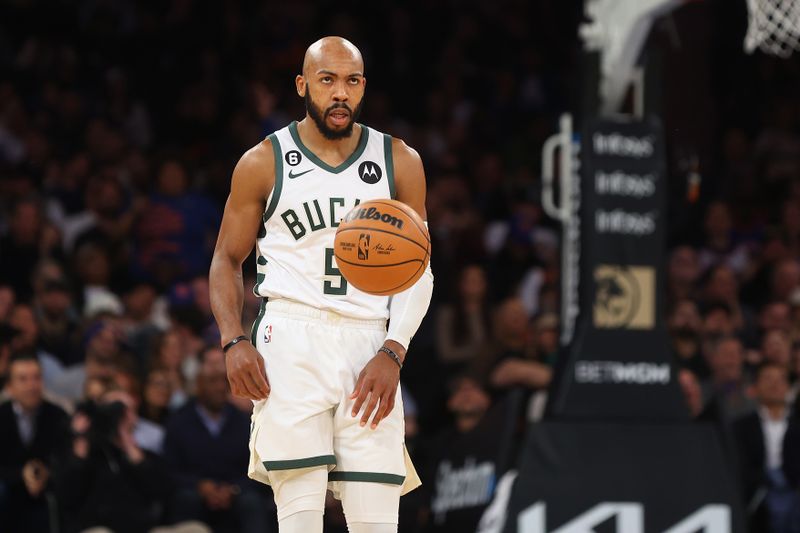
[22,460,48,497]
[225,340,269,400]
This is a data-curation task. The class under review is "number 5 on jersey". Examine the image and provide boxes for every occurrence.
[324,248,347,295]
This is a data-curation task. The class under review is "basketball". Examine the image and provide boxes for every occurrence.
[333,199,431,295]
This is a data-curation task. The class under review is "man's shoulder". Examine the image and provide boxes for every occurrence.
[39,400,69,420]
[731,409,760,431]
[240,137,277,169]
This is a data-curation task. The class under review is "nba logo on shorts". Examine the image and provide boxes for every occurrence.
[264,324,272,344]
[358,233,370,260]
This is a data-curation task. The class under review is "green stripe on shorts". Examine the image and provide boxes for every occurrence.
[328,471,405,485]
[263,455,336,471]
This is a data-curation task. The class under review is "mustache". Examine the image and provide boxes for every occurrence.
[325,103,352,115]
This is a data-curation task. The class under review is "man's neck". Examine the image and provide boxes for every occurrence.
[198,403,225,420]
[761,403,786,421]
[12,401,38,417]
[296,118,360,160]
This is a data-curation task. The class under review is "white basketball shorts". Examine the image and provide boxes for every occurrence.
[247,298,420,498]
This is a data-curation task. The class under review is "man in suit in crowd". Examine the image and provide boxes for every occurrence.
[733,363,800,533]
[0,352,70,532]
[164,346,272,533]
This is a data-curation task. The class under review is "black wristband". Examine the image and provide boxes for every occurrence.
[223,335,249,354]
[379,346,403,370]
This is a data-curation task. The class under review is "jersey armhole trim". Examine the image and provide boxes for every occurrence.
[383,134,396,200]
[263,133,283,222]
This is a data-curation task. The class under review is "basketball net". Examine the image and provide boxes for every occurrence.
[745,0,800,57]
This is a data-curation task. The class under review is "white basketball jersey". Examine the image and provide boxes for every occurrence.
[253,121,395,319]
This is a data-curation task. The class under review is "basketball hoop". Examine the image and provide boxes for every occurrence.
[580,0,683,114]
[745,0,800,57]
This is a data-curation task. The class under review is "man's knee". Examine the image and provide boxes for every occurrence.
[169,488,206,523]
[271,466,328,522]
[339,482,401,525]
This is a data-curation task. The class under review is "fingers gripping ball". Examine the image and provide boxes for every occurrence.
[334,199,431,296]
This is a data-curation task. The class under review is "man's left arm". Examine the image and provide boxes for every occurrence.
[384,138,433,359]
[350,138,434,429]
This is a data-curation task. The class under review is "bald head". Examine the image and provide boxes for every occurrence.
[302,36,363,77]
[297,37,366,140]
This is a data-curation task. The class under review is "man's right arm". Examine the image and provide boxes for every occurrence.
[209,140,274,400]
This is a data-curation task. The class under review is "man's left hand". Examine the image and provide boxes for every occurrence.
[350,341,404,429]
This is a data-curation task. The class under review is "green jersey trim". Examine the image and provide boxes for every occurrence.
[288,121,369,174]
[263,134,284,222]
[250,298,267,345]
[328,471,405,485]
[263,454,337,471]
[383,134,396,199]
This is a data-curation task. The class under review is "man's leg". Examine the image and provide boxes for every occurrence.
[271,466,328,533]
[340,482,401,533]
[233,487,273,533]
[169,488,210,527]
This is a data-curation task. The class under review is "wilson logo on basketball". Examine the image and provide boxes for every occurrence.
[343,206,404,230]
[358,234,370,260]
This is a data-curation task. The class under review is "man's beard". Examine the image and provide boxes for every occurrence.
[305,90,364,140]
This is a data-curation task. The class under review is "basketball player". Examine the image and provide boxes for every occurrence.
[209,37,434,533]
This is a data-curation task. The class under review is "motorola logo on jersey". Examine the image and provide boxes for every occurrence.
[358,161,382,184]
[285,150,302,166]
[358,233,370,260]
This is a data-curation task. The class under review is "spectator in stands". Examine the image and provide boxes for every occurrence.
[57,389,207,533]
[678,369,705,419]
[148,329,190,409]
[696,200,751,276]
[0,324,16,391]
[761,329,793,371]
[32,272,81,367]
[134,160,220,287]
[667,245,700,305]
[771,258,800,304]
[703,264,751,332]
[0,285,16,324]
[473,297,551,397]
[669,299,707,377]
[6,302,65,389]
[164,347,271,533]
[423,374,517,532]
[702,335,754,420]
[733,363,800,533]
[701,301,737,338]
[0,196,61,301]
[74,241,124,318]
[121,280,165,363]
[140,367,174,426]
[435,264,491,377]
[0,353,70,533]
[112,365,165,455]
[50,319,124,402]
[529,312,559,366]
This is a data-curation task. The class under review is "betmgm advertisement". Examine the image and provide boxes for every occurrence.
[548,117,686,420]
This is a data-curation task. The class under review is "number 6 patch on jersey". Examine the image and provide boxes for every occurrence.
[263,324,272,344]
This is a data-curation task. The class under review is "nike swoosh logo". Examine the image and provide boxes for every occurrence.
[288,168,314,179]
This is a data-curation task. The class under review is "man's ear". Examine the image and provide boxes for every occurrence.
[296,75,306,97]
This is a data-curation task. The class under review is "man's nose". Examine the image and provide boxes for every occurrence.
[332,81,349,102]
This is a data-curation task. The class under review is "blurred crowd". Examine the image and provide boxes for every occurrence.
[2,0,800,532]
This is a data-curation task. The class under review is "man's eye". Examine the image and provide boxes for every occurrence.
[321,77,332,83]
[349,78,360,84]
